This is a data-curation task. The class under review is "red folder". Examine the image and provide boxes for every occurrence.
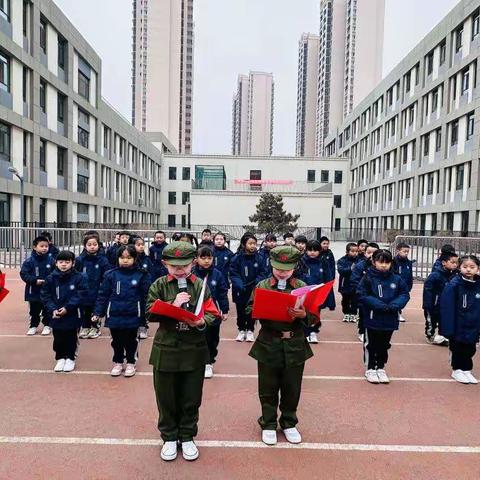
[0,287,10,304]
[0,273,5,289]
[149,299,204,323]
[252,289,297,323]
[301,280,335,313]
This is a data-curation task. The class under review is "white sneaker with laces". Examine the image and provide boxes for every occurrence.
[110,363,124,377]
[365,369,380,383]
[138,327,148,339]
[41,326,52,336]
[54,359,66,372]
[124,364,136,377]
[376,369,390,384]
[160,441,178,461]
[245,330,255,342]
[204,364,213,379]
[262,430,277,445]
[306,335,311,343]
[79,328,90,339]
[353,315,359,323]
[88,328,101,339]
[309,332,319,344]
[464,371,478,384]
[283,427,302,444]
[343,314,349,322]
[63,359,75,372]
[451,369,470,384]
[358,333,364,343]
[182,441,199,461]
[433,334,448,345]
[235,330,246,342]
[27,327,37,336]
[399,314,406,323]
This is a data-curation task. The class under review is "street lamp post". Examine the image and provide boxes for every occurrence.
[8,166,25,263]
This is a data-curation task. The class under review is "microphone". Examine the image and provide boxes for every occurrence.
[277,279,287,291]
[177,277,190,310]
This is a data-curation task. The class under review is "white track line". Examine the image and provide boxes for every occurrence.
[0,368,456,382]
[0,435,478,453]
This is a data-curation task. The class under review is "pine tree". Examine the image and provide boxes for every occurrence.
[247,193,300,234]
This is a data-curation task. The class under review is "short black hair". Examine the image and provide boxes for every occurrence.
[372,249,393,264]
[202,228,212,235]
[265,233,277,242]
[56,250,75,262]
[84,230,100,238]
[197,246,213,258]
[118,231,131,237]
[83,234,100,247]
[320,236,330,243]
[295,235,307,244]
[396,242,410,250]
[214,232,227,241]
[459,254,480,267]
[154,230,166,237]
[440,244,456,255]
[134,237,145,245]
[40,231,52,242]
[117,245,137,259]
[357,239,369,246]
[306,240,321,252]
[440,252,459,262]
[346,242,357,252]
[283,232,294,240]
[33,236,49,247]
[367,242,380,250]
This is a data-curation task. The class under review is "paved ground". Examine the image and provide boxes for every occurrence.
[1,270,480,479]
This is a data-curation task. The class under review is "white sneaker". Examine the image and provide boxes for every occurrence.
[283,427,302,444]
[464,371,478,384]
[262,430,277,445]
[399,315,406,323]
[433,334,448,346]
[54,359,66,372]
[41,326,52,336]
[358,334,364,343]
[365,369,380,383]
[306,335,311,343]
[160,441,178,461]
[376,369,390,384]
[182,441,199,461]
[88,328,101,339]
[353,315,359,323]
[63,359,75,372]
[138,326,148,339]
[245,330,255,342]
[27,327,37,336]
[124,363,136,377]
[79,327,90,339]
[451,370,470,384]
[204,364,213,379]
[110,363,124,376]
[309,332,319,344]
[343,314,349,322]
[235,330,246,342]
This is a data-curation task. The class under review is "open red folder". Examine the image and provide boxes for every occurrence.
[0,287,10,304]
[149,299,204,323]
[0,273,5,289]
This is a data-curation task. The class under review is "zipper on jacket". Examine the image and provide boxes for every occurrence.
[137,301,141,317]
[107,302,111,318]
[434,294,439,306]
[244,266,248,277]
[83,266,87,273]
[116,281,121,295]
[56,286,60,300]
[35,266,39,277]
[399,266,402,274]
[463,294,467,309]
[378,284,383,298]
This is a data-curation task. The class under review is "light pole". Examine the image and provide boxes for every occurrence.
[8,166,25,262]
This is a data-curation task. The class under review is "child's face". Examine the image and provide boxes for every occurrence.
[154,233,165,244]
[347,246,359,257]
[179,235,191,244]
[85,238,99,254]
[56,259,73,272]
[320,240,330,251]
[264,240,277,250]
[272,268,294,281]
[397,247,410,259]
[214,236,225,247]
[197,256,213,269]
[284,237,294,246]
[119,234,129,245]
[365,247,377,259]
[34,241,49,255]
[358,243,368,253]
[245,238,257,253]
[135,241,145,254]
[202,232,212,242]
[373,260,391,272]
[306,249,320,258]
[118,250,135,268]
[442,257,458,271]
[296,242,306,252]
[163,260,194,279]
[460,259,478,278]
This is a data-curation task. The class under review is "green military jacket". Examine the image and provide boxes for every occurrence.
[247,277,316,368]
[147,274,218,372]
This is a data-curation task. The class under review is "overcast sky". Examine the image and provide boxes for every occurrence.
[54,0,460,155]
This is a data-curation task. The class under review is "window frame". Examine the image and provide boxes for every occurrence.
[168,191,177,205]
[168,166,177,180]
[0,51,9,92]
[39,18,47,54]
[307,170,315,183]
[0,121,10,161]
[77,174,89,194]
[57,148,65,176]
[320,170,329,183]
[78,70,90,101]
[78,126,89,148]
[39,79,46,113]
[182,167,190,180]
[39,139,46,172]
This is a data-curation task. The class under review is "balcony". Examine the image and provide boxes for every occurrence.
[191,179,332,194]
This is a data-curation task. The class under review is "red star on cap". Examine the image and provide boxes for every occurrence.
[279,254,289,261]
[174,249,181,257]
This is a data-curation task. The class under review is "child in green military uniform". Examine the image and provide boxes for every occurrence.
[247,246,318,446]
[146,241,220,462]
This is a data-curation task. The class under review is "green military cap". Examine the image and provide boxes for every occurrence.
[269,245,302,271]
[162,241,196,265]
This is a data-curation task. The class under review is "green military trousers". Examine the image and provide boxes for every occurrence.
[153,367,205,442]
[257,362,305,430]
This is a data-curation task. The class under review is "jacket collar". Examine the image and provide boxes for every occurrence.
[167,273,198,283]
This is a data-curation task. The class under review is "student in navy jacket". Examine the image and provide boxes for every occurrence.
[440,255,480,384]
[392,242,414,322]
[194,246,229,378]
[337,242,360,322]
[20,236,56,336]
[41,251,88,373]
[230,233,267,343]
[357,249,410,384]
[258,234,277,275]
[212,232,234,284]
[357,239,369,262]
[106,231,130,267]
[431,244,456,272]
[75,234,111,339]
[319,236,336,311]
[93,245,151,378]
[149,231,168,281]
[299,240,327,344]
[423,252,458,345]
[134,236,154,339]
[40,231,60,260]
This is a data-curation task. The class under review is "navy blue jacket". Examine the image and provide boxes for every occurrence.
[20,252,56,301]
[149,242,168,280]
[300,255,327,286]
[319,249,336,309]
[136,252,154,284]
[94,266,151,329]
[48,244,59,260]
[258,247,273,275]
[213,246,234,283]
[40,269,88,330]
[393,256,414,291]
[440,275,480,343]
[337,255,359,294]
[194,265,229,318]
[75,251,111,306]
[357,268,410,331]
[432,258,443,272]
[230,251,267,303]
[350,258,371,294]
[106,243,120,267]
[423,267,456,314]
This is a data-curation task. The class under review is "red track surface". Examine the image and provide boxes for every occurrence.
[1,270,479,479]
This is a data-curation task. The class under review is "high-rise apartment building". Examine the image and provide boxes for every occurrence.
[232,72,274,156]
[132,0,194,153]
[296,33,320,157]
[315,0,384,156]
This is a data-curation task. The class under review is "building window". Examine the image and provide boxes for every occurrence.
[77,203,89,216]
[432,88,439,112]
[333,195,342,208]
[78,127,89,148]
[77,174,89,193]
[461,70,470,94]
[169,166,177,180]
[435,128,442,152]
[426,52,433,75]
[334,170,343,183]
[168,192,176,205]
[334,218,341,231]
[22,66,28,102]
[0,52,9,92]
[321,170,329,182]
[181,215,187,228]
[39,139,46,171]
[473,12,479,39]
[40,18,47,54]
[451,120,459,146]
[78,70,90,101]
[182,192,190,205]
[439,41,446,65]
[427,174,434,195]
[39,79,46,113]
[182,167,190,180]
[23,131,28,166]
[168,215,176,228]
[467,113,475,140]
[455,26,464,53]
[423,134,430,156]
[58,38,67,70]
[57,94,65,123]
[456,164,465,190]
[78,108,89,125]
[0,0,10,21]
[57,148,65,176]
[0,122,10,161]
[307,170,315,182]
